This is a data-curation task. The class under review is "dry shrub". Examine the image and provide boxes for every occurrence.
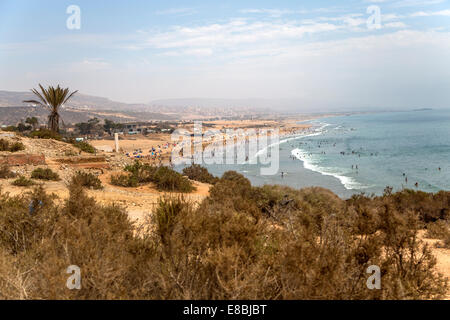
[0,165,16,179]
[0,139,25,152]
[110,173,138,187]
[444,233,450,249]
[425,220,450,249]
[71,171,103,190]
[149,171,447,299]
[152,166,195,193]
[375,206,447,299]
[112,161,195,193]
[31,168,60,181]
[182,164,219,184]
[386,189,450,223]
[0,169,447,300]
[72,141,95,154]
[425,220,449,239]
[11,176,35,187]
[0,181,151,299]
[0,248,34,299]
[0,186,58,255]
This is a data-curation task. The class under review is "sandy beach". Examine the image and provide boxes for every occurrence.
[90,119,313,165]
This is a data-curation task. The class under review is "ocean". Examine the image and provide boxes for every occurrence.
[176,109,450,199]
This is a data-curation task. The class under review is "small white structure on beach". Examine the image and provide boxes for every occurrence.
[114,133,119,153]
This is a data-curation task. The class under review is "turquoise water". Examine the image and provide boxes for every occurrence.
[176,110,450,198]
[290,110,450,196]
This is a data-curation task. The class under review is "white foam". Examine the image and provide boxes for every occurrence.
[248,124,328,162]
[291,148,367,190]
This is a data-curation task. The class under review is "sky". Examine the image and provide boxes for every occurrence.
[0,0,450,111]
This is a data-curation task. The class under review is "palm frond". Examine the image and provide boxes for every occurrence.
[63,90,78,105]
[25,84,78,133]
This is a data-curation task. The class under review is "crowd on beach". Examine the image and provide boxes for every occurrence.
[125,142,177,165]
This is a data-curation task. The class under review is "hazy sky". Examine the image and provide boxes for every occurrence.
[1,0,450,111]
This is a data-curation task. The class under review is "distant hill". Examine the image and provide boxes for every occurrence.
[413,108,433,112]
[1,91,269,112]
[0,91,271,125]
[0,91,176,125]
[148,98,273,110]
[0,90,146,111]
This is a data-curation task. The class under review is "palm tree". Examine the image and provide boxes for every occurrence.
[23,84,78,133]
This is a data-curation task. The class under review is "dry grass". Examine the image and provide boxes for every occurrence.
[0,170,447,299]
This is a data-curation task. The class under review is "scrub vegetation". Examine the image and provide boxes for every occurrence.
[0,169,448,299]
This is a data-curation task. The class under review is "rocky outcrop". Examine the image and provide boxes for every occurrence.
[0,154,45,165]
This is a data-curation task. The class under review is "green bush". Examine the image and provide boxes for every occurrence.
[73,141,96,154]
[29,129,61,140]
[124,161,157,183]
[9,142,25,152]
[112,161,195,193]
[31,168,60,181]
[110,173,138,187]
[182,164,219,184]
[11,176,35,187]
[153,166,195,193]
[71,171,103,190]
[1,126,18,132]
[0,139,25,152]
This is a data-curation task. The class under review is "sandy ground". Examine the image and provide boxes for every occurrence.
[418,230,450,299]
[0,172,209,224]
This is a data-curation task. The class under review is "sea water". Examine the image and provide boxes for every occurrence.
[176,109,450,199]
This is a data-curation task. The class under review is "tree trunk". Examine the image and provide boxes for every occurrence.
[48,112,60,133]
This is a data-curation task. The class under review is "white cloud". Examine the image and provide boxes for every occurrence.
[239,7,341,17]
[410,9,450,16]
[239,8,301,17]
[390,0,446,8]
[155,8,197,16]
[143,20,342,52]
[381,13,405,21]
[70,59,110,72]
[384,21,408,28]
